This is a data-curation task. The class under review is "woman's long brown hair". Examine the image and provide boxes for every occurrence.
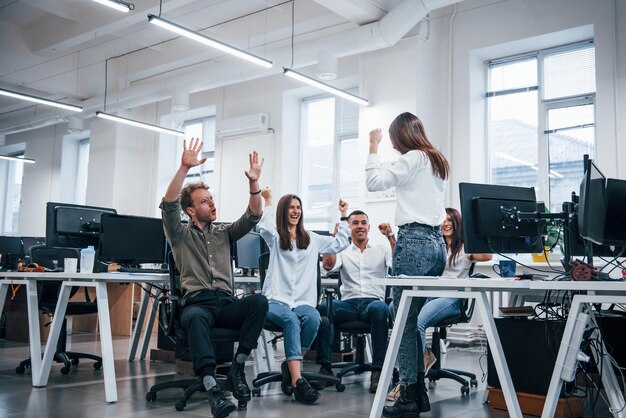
[445,207,463,266]
[388,112,449,180]
[276,194,310,251]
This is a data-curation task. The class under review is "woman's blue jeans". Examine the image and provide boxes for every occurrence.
[266,301,321,361]
[417,297,462,351]
[392,222,446,385]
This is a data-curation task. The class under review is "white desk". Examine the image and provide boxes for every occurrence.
[369,276,532,418]
[0,271,168,403]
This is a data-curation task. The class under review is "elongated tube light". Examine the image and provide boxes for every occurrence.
[283,68,369,106]
[0,155,36,164]
[92,0,133,13]
[148,14,273,69]
[0,88,83,112]
[96,111,185,137]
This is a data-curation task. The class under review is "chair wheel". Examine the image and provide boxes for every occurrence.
[61,366,70,375]
[252,388,261,397]
[238,400,247,409]
[470,379,478,388]
[335,383,345,392]
[71,358,79,366]
[175,400,186,411]
[461,386,469,396]
[146,391,156,402]
[94,361,102,370]
[16,365,26,375]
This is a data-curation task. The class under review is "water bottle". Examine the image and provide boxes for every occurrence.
[80,245,96,273]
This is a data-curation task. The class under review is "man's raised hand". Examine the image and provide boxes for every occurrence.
[245,151,264,182]
[181,137,206,169]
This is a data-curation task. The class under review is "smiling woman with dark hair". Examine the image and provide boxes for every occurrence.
[258,188,350,405]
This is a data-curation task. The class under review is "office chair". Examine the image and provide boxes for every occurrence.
[16,246,102,375]
[251,251,344,395]
[425,264,481,395]
[322,271,385,383]
[145,252,245,411]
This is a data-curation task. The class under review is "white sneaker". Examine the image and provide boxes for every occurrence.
[424,348,437,375]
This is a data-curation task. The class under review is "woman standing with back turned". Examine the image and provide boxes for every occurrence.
[366,112,449,417]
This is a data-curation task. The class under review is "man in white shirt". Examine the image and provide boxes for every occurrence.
[313,209,395,393]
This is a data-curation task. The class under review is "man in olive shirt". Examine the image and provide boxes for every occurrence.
[161,138,268,418]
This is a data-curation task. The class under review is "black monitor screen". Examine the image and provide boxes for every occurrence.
[98,214,166,265]
[46,202,117,248]
[578,157,606,245]
[21,236,45,255]
[0,236,23,255]
[234,231,263,270]
[459,182,543,254]
[602,179,626,246]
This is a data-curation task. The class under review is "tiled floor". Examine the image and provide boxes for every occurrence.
[0,333,614,418]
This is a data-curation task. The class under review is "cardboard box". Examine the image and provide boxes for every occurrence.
[488,387,584,418]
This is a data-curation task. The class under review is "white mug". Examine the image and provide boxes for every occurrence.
[64,258,78,273]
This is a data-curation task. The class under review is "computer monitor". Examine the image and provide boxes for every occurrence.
[234,231,263,270]
[45,202,116,249]
[97,213,166,265]
[459,182,544,254]
[0,236,23,270]
[577,155,626,247]
[21,236,45,255]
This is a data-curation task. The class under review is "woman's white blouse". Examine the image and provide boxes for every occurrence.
[365,151,446,227]
[259,205,350,308]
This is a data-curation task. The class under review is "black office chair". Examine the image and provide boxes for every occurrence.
[322,271,384,382]
[252,251,344,395]
[16,246,102,375]
[425,264,481,395]
[145,252,245,411]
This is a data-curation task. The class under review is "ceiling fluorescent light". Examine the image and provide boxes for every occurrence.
[0,155,36,164]
[148,14,273,69]
[0,88,83,113]
[283,68,368,106]
[92,0,134,13]
[96,111,185,137]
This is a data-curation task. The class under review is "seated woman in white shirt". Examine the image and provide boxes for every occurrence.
[418,207,492,371]
[259,188,350,405]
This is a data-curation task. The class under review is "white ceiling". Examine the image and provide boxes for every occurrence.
[0,0,443,135]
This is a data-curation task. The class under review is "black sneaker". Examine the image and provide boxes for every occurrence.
[227,361,251,401]
[207,386,236,418]
[310,365,335,390]
[280,360,293,396]
[293,377,320,405]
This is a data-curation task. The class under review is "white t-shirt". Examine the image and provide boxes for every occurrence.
[328,241,393,301]
[443,246,473,278]
[365,151,447,227]
[259,205,350,308]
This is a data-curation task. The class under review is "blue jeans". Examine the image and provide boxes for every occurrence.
[392,222,446,385]
[266,301,321,361]
[417,297,462,351]
[316,298,390,369]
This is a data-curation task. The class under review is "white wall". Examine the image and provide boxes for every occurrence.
[5,0,624,241]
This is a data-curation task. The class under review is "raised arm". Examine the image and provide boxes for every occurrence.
[378,222,396,252]
[369,128,382,155]
[164,138,206,202]
[322,222,340,270]
[245,151,264,215]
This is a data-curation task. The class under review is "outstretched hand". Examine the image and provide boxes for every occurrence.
[245,151,264,182]
[369,128,383,145]
[181,138,207,169]
[261,186,272,201]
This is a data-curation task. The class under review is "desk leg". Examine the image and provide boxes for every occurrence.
[0,283,7,314]
[139,287,161,360]
[476,291,523,418]
[25,280,43,387]
[369,290,411,418]
[36,283,72,387]
[128,284,150,361]
[96,281,118,403]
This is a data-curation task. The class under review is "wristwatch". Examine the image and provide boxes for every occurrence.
[387,232,395,238]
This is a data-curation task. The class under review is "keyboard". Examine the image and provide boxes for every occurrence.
[116,267,168,274]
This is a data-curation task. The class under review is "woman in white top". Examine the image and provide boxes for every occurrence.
[259,188,350,405]
[365,112,449,417]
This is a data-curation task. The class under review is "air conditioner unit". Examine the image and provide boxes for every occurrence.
[216,113,269,138]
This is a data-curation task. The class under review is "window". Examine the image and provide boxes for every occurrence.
[487,41,596,212]
[300,94,359,230]
[181,116,216,189]
[1,152,26,234]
